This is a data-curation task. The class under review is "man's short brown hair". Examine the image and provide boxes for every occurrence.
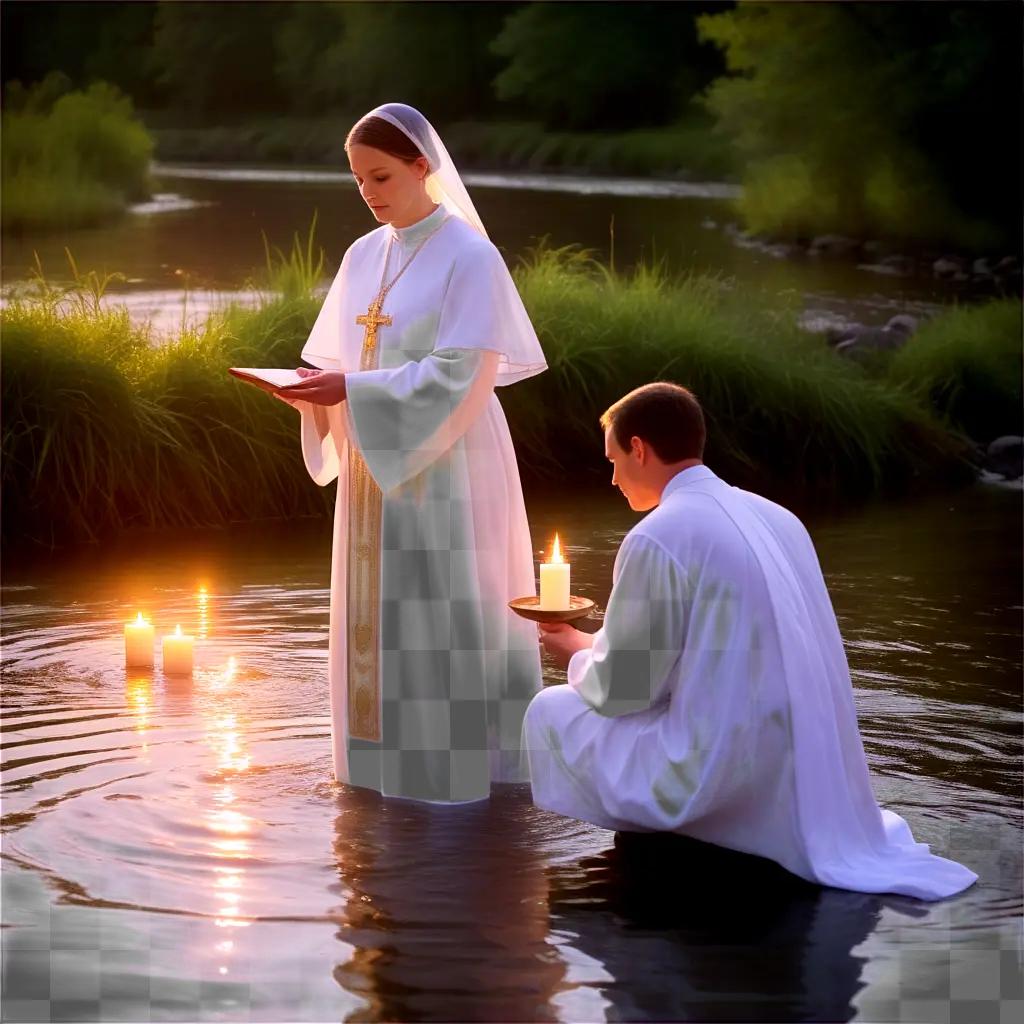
[600,382,706,462]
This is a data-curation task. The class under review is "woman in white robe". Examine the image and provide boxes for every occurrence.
[275,103,546,803]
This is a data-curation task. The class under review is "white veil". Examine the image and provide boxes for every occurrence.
[301,101,547,386]
[360,102,488,238]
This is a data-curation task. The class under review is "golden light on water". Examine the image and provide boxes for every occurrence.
[200,658,255,938]
[208,809,251,836]
[211,836,249,854]
[208,657,238,694]
[197,585,210,639]
[213,913,250,929]
[125,675,152,753]
[217,730,250,773]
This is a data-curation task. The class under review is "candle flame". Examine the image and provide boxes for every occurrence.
[550,533,564,564]
[174,624,182,637]
[134,612,147,626]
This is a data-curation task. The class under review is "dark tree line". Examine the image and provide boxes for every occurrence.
[1,1,728,126]
[3,1,1019,245]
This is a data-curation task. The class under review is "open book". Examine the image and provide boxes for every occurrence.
[228,367,307,392]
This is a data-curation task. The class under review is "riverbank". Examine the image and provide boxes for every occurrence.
[64,108,1024,281]
[143,110,737,182]
[7,231,1012,549]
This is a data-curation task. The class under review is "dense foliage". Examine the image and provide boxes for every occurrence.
[2,77,153,231]
[2,2,1019,243]
[3,237,983,548]
[699,2,1022,245]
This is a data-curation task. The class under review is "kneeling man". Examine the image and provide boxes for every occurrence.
[522,383,976,901]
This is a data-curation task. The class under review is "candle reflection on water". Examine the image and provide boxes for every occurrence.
[125,673,152,757]
[197,583,211,640]
[198,656,256,980]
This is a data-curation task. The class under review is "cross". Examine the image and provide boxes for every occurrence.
[356,297,392,355]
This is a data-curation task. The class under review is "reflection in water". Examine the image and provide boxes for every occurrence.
[548,831,891,1023]
[330,785,565,1022]
[198,656,254,982]
[0,486,1019,1020]
[197,584,210,640]
[125,672,153,757]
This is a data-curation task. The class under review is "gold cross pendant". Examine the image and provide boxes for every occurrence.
[356,298,393,355]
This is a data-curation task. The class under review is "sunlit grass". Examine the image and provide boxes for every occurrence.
[507,244,969,498]
[2,229,976,548]
[2,247,329,547]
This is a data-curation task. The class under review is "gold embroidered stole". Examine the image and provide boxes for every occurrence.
[345,213,449,743]
[346,339,383,742]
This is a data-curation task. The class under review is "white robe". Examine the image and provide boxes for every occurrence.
[294,204,546,802]
[523,465,979,900]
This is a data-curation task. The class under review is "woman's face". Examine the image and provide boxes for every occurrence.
[348,144,430,226]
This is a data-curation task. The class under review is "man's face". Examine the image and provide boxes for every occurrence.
[605,427,658,512]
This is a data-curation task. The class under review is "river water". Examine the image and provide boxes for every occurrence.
[2,483,1020,1022]
[0,164,978,338]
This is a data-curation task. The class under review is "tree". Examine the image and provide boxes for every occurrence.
[151,0,291,115]
[274,2,349,112]
[1,2,159,104]
[491,2,728,130]
[331,2,514,123]
[698,1,1021,245]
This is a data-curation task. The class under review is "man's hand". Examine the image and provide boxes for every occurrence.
[539,621,594,671]
[274,367,346,407]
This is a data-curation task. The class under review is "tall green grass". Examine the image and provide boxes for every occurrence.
[2,78,154,233]
[2,233,975,549]
[2,245,326,548]
[506,245,969,499]
[885,299,1022,442]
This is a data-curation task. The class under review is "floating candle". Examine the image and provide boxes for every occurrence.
[162,624,194,675]
[539,533,571,610]
[124,612,155,669]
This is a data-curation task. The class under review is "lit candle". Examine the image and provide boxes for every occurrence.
[162,624,194,675]
[539,533,571,610]
[124,612,155,669]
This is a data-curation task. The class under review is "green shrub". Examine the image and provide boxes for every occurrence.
[2,80,154,233]
[886,300,1023,442]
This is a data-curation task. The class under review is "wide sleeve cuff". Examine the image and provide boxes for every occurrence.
[344,348,497,494]
[298,400,346,486]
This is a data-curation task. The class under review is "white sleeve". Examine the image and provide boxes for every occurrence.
[432,240,545,386]
[567,534,687,718]
[342,347,498,494]
[297,401,350,487]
